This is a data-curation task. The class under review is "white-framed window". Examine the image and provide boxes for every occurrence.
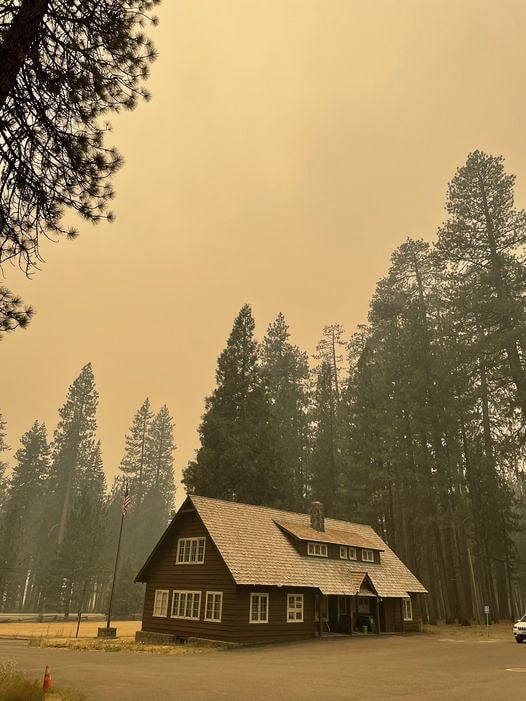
[204,592,223,622]
[249,593,269,623]
[348,547,357,560]
[153,589,169,617]
[362,549,374,562]
[287,594,304,622]
[339,546,348,559]
[176,537,206,564]
[171,590,201,620]
[402,597,413,621]
[307,542,328,557]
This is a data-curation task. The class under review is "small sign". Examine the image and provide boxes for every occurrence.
[484,605,490,614]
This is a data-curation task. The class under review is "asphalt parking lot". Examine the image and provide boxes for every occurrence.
[1,634,525,700]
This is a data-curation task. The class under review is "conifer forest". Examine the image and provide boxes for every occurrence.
[1,150,526,625]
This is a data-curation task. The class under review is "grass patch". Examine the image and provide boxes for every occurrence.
[423,622,512,640]
[0,619,140,640]
[28,637,222,655]
[0,660,84,701]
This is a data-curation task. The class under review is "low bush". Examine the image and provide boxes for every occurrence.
[0,660,84,701]
[0,659,43,701]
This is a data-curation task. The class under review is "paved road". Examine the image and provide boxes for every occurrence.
[1,635,525,700]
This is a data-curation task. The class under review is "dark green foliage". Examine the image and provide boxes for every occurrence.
[184,304,281,505]
[0,0,159,332]
[0,287,33,339]
[341,152,526,623]
[109,401,176,615]
[261,313,310,510]
[119,398,153,504]
[309,361,341,516]
[0,421,50,611]
[34,363,104,613]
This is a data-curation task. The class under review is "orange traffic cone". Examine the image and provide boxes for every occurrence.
[43,665,52,691]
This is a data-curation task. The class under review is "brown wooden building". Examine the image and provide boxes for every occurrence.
[135,496,427,644]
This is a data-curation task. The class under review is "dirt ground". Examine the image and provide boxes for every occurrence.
[1,633,526,700]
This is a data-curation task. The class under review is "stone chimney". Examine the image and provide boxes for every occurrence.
[310,501,325,532]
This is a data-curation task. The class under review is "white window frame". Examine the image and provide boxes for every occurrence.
[402,597,413,621]
[339,546,348,559]
[204,591,223,623]
[348,547,357,560]
[362,549,375,563]
[287,593,304,623]
[153,589,169,617]
[307,542,328,557]
[249,593,269,623]
[170,590,201,620]
[176,537,206,564]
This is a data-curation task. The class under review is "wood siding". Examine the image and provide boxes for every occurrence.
[140,508,317,642]
[139,506,422,643]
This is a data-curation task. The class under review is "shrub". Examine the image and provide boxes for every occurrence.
[0,659,44,701]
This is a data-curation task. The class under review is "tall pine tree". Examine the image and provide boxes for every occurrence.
[0,421,50,611]
[37,363,102,613]
[261,313,310,510]
[184,304,280,505]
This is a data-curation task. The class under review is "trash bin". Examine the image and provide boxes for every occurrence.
[361,625,368,634]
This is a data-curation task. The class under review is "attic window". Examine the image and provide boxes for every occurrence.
[348,547,357,560]
[362,549,374,563]
[176,537,206,564]
[308,542,328,557]
[339,546,348,559]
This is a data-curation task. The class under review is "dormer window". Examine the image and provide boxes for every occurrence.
[308,542,328,557]
[362,549,374,563]
[348,547,357,560]
[339,546,348,559]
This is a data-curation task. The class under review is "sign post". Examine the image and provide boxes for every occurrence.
[484,605,490,638]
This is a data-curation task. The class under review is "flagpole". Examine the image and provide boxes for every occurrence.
[106,483,128,629]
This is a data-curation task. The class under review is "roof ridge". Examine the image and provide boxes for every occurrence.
[190,494,375,531]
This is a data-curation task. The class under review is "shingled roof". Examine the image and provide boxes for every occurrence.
[274,519,383,550]
[137,495,427,598]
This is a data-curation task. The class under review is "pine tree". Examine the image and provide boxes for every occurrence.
[119,398,153,505]
[183,304,280,505]
[57,442,106,617]
[309,361,341,516]
[112,403,176,615]
[0,287,33,338]
[309,324,347,517]
[0,1,159,332]
[0,421,50,611]
[139,404,176,557]
[436,151,526,421]
[315,324,347,396]
[37,363,101,612]
[261,313,310,510]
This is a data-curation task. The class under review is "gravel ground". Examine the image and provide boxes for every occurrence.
[1,633,525,700]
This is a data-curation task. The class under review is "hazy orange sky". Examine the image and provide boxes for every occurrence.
[3,0,526,499]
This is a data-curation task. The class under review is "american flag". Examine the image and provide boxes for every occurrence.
[122,484,131,517]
